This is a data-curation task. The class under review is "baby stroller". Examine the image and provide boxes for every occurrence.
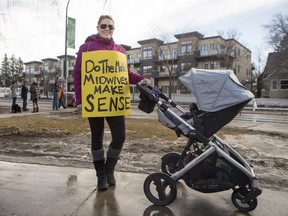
[137,68,262,212]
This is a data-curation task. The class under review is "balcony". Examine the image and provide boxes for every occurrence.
[127,58,141,64]
[194,49,235,59]
[158,54,177,61]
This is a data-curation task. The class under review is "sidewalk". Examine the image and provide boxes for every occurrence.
[1,161,288,216]
[1,99,288,215]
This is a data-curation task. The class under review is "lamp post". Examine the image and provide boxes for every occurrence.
[64,0,71,104]
[251,64,255,92]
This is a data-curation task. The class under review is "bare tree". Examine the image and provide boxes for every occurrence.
[263,12,288,50]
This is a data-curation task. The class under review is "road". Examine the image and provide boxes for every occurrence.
[1,98,288,124]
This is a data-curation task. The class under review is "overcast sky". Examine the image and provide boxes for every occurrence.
[1,0,288,70]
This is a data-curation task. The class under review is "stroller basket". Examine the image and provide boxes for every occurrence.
[182,151,249,193]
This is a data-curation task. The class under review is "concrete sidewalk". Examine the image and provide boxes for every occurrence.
[0,161,288,216]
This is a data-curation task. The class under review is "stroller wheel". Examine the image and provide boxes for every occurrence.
[143,172,177,206]
[161,153,182,176]
[231,188,258,212]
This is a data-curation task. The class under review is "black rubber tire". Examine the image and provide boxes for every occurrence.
[143,205,174,216]
[143,172,177,206]
[231,188,258,212]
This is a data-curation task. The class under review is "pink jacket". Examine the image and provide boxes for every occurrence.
[74,34,145,106]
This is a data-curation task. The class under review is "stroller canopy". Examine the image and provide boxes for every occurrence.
[179,68,254,112]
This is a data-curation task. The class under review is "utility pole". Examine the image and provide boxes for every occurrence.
[64,0,71,104]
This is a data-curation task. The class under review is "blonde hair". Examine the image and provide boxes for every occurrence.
[32,78,37,83]
[97,15,114,25]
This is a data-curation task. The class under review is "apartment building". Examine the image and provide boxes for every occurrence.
[23,31,251,97]
[24,55,75,96]
[125,31,252,94]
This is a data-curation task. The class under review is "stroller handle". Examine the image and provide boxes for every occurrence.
[136,83,160,104]
[136,84,187,113]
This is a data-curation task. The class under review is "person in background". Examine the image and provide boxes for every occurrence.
[74,15,151,191]
[10,80,20,113]
[21,80,29,111]
[58,81,67,109]
[30,78,40,113]
[52,78,59,110]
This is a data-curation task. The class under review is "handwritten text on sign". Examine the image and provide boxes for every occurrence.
[81,50,131,117]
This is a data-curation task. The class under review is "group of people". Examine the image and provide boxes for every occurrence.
[10,78,40,113]
[10,78,68,113]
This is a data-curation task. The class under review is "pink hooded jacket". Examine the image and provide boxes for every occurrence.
[73,34,145,106]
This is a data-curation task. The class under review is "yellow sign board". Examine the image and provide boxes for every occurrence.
[81,50,131,117]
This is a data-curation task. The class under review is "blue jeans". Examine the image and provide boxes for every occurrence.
[11,96,17,112]
[52,92,58,110]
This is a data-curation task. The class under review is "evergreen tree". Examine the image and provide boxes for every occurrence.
[0,54,24,87]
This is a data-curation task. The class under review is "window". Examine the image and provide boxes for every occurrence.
[180,41,192,55]
[160,65,165,72]
[44,63,49,71]
[271,80,278,90]
[143,46,152,59]
[201,44,208,51]
[143,66,152,73]
[172,48,178,59]
[210,61,217,69]
[137,53,141,60]
[181,63,192,71]
[172,64,177,71]
[220,62,225,68]
[280,80,288,90]
[210,43,217,50]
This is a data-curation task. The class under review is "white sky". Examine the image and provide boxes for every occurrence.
[1,0,288,70]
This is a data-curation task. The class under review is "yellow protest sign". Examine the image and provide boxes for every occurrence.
[81,50,131,117]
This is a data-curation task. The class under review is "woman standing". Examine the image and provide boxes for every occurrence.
[74,15,150,191]
[10,80,20,112]
[21,80,29,111]
[30,78,40,113]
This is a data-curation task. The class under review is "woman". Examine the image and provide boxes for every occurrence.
[30,78,40,113]
[74,15,150,191]
[10,80,20,112]
[58,82,66,109]
[21,80,29,111]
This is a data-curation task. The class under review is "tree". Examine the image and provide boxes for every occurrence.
[0,54,24,87]
[263,13,288,51]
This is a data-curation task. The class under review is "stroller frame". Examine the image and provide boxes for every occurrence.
[137,84,262,212]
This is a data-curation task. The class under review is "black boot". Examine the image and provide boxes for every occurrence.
[31,107,36,113]
[106,157,118,186]
[93,159,108,191]
[106,147,121,187]
[36,107,39,112]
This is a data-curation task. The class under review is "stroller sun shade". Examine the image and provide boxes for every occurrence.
[179,68,254,112]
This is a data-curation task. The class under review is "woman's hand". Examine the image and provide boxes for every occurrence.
[139,78,151,86]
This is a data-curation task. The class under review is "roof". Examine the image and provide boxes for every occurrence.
[268,59,288,79]
[262,50,288,78]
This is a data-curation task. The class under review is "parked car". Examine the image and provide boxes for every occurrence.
[66,92,76,107]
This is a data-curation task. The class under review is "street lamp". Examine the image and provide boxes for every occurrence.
[251,64,255,92]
